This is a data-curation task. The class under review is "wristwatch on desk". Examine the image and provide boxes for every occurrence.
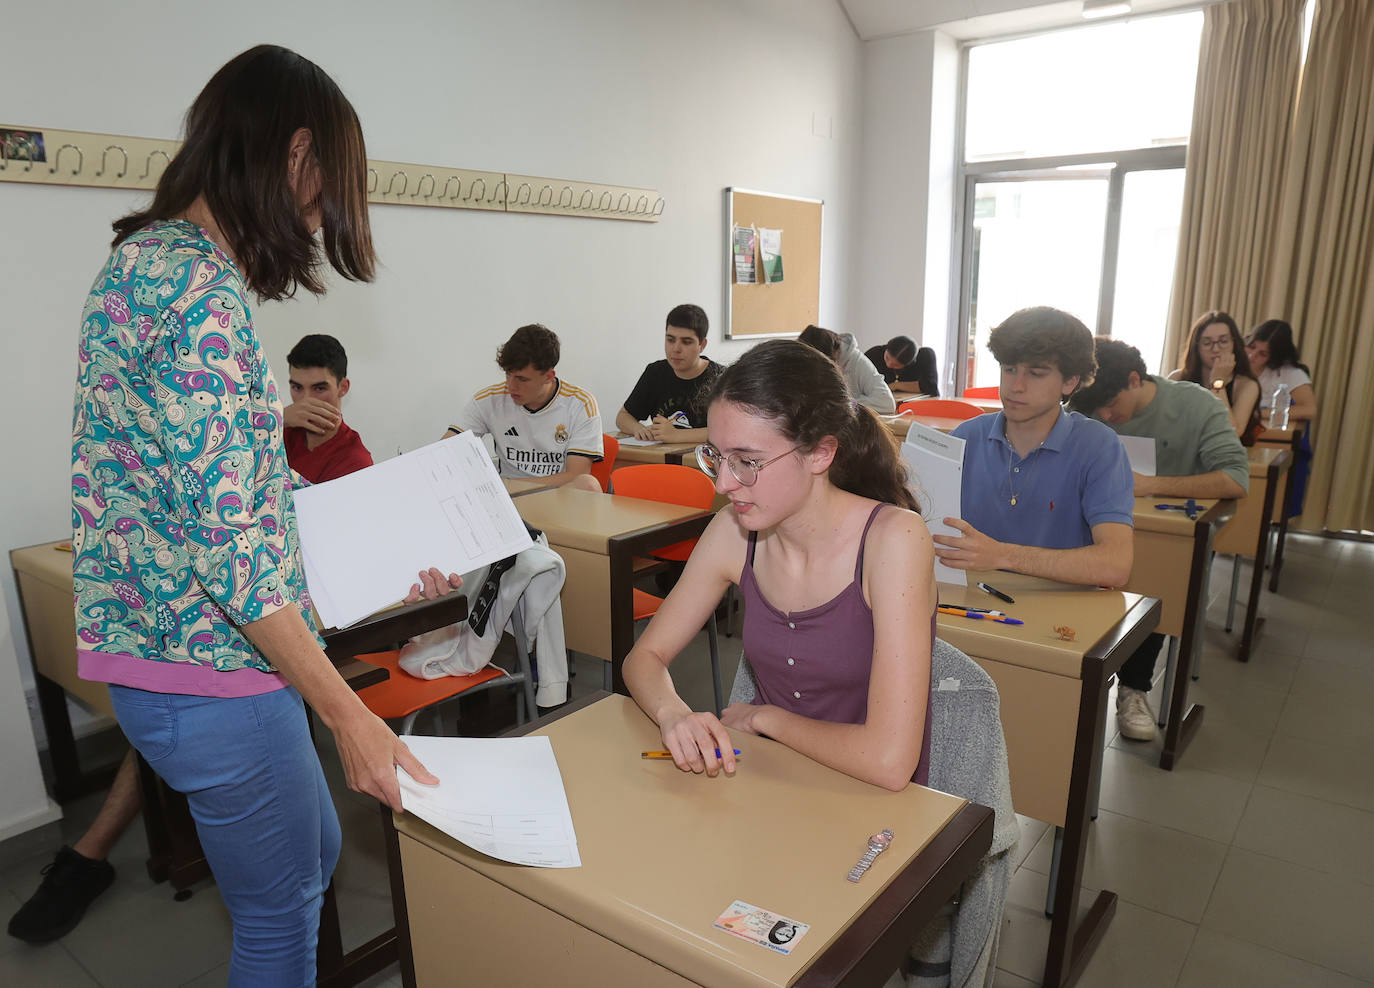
[847,829,894,883]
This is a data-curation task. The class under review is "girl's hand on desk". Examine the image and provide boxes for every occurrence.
[659,710,737,776]
[720,702,765,736]
[334,707,438,812]
[404,567,463,604]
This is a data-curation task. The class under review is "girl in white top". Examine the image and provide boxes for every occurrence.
[1246,319,1317,423]
[1169,311,1261,440]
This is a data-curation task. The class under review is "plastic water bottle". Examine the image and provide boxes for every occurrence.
[1268,383,1292,430]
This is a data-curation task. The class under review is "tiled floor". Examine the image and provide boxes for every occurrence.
[3,533,1372,986]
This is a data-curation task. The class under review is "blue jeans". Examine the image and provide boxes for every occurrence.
[110,685,342,988]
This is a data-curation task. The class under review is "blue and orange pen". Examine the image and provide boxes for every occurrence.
[938,605,1024,626]
[641,748,741,759]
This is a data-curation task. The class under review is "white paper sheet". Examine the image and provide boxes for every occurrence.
[293,433,533,628]
[397,735,581,868]
[618,437,661,447]
[1118,435,1157,477]
[901,421,968,587]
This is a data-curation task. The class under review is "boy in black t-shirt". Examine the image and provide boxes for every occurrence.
[615,303,724,444]
[864,335,940,396]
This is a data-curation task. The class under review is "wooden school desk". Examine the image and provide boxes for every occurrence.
[384,693,993,988]
[514,487,713,692]
[1123,496,1235,770]
[1254,424,1303,591]
[937,574,1160,988]
[11,540,117,802]
[612,432,700,466]
[501,475,556,497]
[1213,446,1292,662]
[878,414,965,441]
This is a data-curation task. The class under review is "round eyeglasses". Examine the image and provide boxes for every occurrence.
[1199,336,1232,350]
[694,444,800,487]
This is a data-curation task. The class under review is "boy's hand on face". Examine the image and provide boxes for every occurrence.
[284,397,342,435]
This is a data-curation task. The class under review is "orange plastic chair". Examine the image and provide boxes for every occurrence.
[353,608,537,734]
[962,386,1000,399]
[896,398,984,420]
[590,434,619,492]
[611,464,724,713]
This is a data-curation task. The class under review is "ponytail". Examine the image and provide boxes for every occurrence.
[831,404,918,511]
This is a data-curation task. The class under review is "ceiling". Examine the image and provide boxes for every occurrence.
[837,0,1208,41]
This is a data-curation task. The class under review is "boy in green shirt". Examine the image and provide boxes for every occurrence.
[1070,339,1249,740]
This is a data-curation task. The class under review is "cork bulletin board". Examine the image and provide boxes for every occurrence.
[724,188,823,339]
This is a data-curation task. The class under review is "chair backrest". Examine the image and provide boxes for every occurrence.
[897,398,984,420]
[962,385,1000,399]
[590,434,619,492]
[611,463,715,561]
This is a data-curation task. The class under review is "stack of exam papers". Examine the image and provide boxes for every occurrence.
[397,735,581,868]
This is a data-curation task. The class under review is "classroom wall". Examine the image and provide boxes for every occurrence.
[0,0,864,831]
[852,29,960,390]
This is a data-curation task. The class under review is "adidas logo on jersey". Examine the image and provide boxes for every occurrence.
[504,427,519,436]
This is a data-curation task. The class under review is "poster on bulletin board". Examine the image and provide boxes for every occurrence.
[724,188,822,339]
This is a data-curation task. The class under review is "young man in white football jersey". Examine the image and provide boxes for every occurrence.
[447,323,604,490]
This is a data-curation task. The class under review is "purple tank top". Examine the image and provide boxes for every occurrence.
[740,503,933,786]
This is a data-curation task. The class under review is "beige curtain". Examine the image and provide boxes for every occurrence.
[1162,0,1306,370]
[1262,0,1374,532]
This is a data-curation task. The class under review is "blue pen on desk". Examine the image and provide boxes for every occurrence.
[641,748,741,759]
[938,605,1024,626]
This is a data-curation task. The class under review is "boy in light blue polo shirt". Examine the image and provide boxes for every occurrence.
[1069,338,1248,740]
[935,307,1135,589]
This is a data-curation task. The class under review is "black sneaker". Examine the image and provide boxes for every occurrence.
[7,846,116,944]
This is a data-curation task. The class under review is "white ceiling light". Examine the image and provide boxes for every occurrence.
[1082,0,1133,18]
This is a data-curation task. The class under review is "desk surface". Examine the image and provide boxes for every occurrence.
[612,434,701,462]
[501,476,555,496]
[1247,445,1291,475]
[11,539,73,591]
[879,413,967,439]
[937,572,1148,679]
[395,694,979,988]
[515,486,711,553]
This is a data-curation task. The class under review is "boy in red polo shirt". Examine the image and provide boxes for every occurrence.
[283,334,374,483]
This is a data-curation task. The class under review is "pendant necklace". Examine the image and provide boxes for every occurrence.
[1006,441,1045,507]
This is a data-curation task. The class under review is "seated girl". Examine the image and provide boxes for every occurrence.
[1169,311,1261,442]
[622,340,935,791]
[1246,319,1317,424]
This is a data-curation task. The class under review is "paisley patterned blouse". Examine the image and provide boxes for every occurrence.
[71,219,315,697]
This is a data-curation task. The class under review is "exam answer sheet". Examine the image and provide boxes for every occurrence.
[397,734,581,868]
[293,432,533,628]
[901,420,967,586]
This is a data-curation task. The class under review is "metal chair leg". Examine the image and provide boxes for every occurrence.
[707,615,724,715]
[1158,636,1179,730]
[1225,556,1241,633]
[1045,826,1064,917]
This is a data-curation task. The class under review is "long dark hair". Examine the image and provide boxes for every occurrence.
[112,45,375,301]
[1180,312,1261,443]
[710,340,918,511]
[1248,319,1311,375]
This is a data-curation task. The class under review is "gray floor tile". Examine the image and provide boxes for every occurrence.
[1191,640,1301,695]
[1010,814,1049,872]
[1291,654,1374,698]
[1179,928,1371,988]
[1021,810,1227,923]
[59,878,231,988]
[1259,733,1374,813]
[1302,616,1371,667]
[0,887,25,959]
[1233,785,1374,887]
[994,867,1196,988]
[0,943,101,987]
[1202,847,1374,982]
[179,961,229,988]
[1095,746,1252,843]
[991,969,1037,988]
[1275,688,1374,752]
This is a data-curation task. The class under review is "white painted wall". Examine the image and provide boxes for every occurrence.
[853,29,960,392]
[0,0,863,832]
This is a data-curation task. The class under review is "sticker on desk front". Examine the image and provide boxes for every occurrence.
[713,900,810,956]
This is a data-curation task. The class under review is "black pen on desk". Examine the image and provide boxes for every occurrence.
[977,581,1015,605]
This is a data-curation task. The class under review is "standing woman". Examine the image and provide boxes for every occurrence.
[623,340,935,791]
[71,46,445,986]
[1169,311,1262,442]
[1246,319,1318,423]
